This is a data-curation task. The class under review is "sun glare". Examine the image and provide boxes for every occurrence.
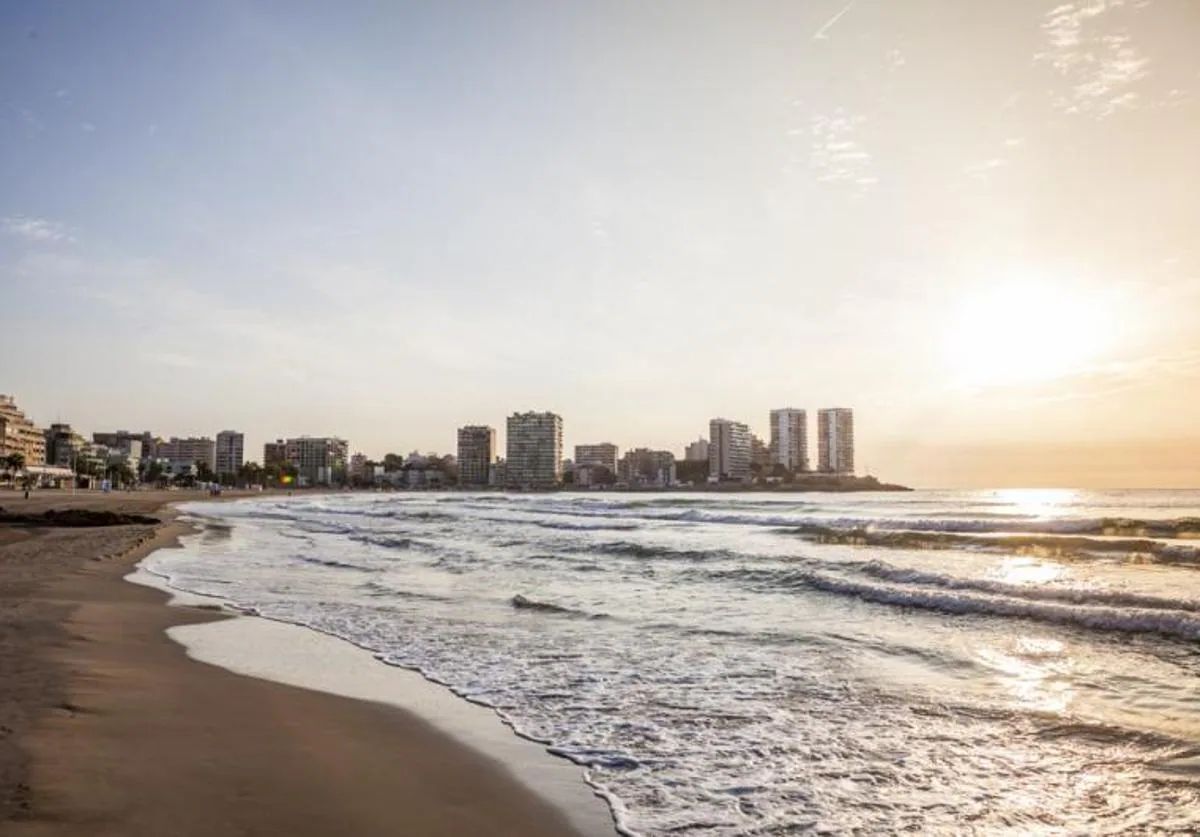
[944,278,1117,389]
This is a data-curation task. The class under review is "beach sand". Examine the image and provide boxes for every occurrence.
[0,489,591,836]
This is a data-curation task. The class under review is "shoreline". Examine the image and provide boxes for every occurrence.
[0,489,608,836]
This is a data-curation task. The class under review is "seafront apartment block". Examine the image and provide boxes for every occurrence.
[817,408,855,474]
[708,418,751,482]
[0,394,46,466]
[506,411,563,489]
[457,425,496,487]
[769,408,809,472]
[215,430,245,477]
[574,443,618,474]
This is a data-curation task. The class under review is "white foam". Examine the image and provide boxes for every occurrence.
[127,565,616,837]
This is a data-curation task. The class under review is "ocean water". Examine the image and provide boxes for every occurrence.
[146,489,1200,835]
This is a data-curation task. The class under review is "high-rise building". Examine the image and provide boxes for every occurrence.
[505,411,563,489]
[751,434,771,470]
[457,425,496,487]
[574,443,618,475]
[286,437,349,485]
[215,430,245,478]
[264,439,288,468]
[708,418,751,482]
[817,408,855,474]
[157,437,217,475]
[769,408,809,472]
[619,448,677,487]
[683,438,709,462]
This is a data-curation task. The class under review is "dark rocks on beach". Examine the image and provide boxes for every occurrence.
[0,508,160,528]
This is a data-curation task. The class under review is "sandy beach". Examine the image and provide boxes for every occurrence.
[0,489,588,836]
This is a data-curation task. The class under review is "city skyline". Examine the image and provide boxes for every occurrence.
[2,2,1198,488]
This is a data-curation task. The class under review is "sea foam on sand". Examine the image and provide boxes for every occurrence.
[127,565,616,837]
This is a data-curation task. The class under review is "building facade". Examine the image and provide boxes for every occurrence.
[263,439,288,469]
[769,408,809,472]
[683,438,709,462]
[157,437,217,475]
[286,437,349,485]
[574,443,618,475]
[44,423,85,468]
[708,418,751,482]
[817,408,855,474]
[505,411,563,489]
[457,425,496,487]
[93,431,157,461]
[215,430,245,478]
[0,395,46,467]
[619,448,677,487]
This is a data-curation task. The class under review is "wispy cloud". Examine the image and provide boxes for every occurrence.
[813,0,856,40]
[809,109,876,188]
[2,215,74,243]
[1037,1,1150,117]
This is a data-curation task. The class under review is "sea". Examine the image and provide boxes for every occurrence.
[143,489,1200,835]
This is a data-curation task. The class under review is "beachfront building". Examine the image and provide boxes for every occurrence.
[263,439,288,468]
[457,425,496,488]
[505,411,563,489]
[0,394,46,467]
[574,443,618,474]
[215,430,245,478]
[751,434,771,471]
[769,408,809,472]
[619,448,677,487]
[158,436,216,476]
[457,427,495,487]
[286,437,349,486]
[94,430,157,461]
[684,437,709,462]
[44,423,86,468]
[708,418,751,482]
[817,408,855,474]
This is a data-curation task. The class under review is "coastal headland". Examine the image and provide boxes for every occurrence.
[0,489,593,836]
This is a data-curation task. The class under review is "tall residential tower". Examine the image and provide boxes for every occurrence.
[769,408,809,472]
[505,411,563,489]
[457,425,496,487]
[817,408,854,474]
[708,418,751,482]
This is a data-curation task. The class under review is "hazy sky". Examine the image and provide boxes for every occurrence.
[2,1,1198,487]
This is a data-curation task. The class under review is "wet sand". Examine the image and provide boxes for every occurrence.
[0,490,588,836]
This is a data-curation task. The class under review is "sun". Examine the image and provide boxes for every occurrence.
[943,275,1118,389]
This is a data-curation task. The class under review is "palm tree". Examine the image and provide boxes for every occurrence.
[5,452,25,486]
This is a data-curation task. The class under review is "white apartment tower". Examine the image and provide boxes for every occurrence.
[457,425,496,487]
[817,408,855,474]
[505,411,563,489]
[708,418,751,482]
[215,430,245,478]
[769,408,809,472]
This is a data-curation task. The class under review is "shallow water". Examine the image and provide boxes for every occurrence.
[147,489,1200,835]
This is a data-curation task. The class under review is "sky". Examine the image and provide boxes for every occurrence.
[1,0,1198,488]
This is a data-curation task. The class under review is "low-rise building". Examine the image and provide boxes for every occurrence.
[619,448,677,487]
[157,436,216,476]
[44,423,86,468]
[574,443,618,474]
[0,394,46,467]
[684,438,709,462]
